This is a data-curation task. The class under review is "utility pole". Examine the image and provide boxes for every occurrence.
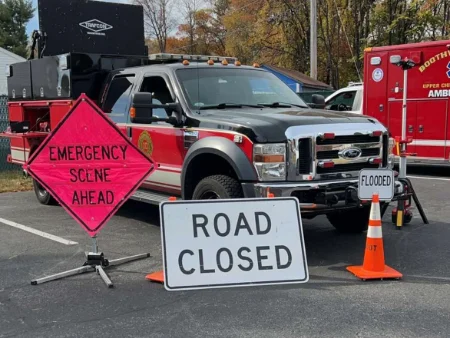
[310,0,317,79]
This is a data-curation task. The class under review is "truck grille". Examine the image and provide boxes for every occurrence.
[297,138,312,174]
[316,135,380,145]
[291,130,386,181]
[316,148,379,160]
[317,163,379,174]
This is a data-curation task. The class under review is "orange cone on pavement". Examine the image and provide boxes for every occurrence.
[146,270,164,283]
[347,193,402,280]
[146,196,177,284]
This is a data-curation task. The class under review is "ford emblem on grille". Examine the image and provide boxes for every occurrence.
[339,147,362,159]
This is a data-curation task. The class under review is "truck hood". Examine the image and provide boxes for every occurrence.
[191,108,383,143]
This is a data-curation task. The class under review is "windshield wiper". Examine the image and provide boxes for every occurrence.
[258,102,309,108]
[198,103,262,110]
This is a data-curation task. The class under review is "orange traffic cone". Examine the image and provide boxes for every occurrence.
[146,196,177,284]
[347,193,403,280]
[146,270,164,283]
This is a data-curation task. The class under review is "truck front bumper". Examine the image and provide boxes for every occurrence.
[242,179,405,217]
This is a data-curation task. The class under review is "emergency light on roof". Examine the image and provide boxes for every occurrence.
[148,53,238,63]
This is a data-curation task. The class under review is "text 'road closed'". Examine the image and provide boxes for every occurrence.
[160,198,309,291]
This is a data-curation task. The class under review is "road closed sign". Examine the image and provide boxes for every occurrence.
[159,198,308,291]
[358,169,395,201]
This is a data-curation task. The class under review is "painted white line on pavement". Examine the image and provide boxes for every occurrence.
[0,217,78,246]
[408,175,450,182]
[408,275,450,281]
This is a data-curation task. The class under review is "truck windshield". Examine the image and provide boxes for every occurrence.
[175,67,309,110]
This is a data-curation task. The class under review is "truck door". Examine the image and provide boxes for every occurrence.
[130,73,185,196]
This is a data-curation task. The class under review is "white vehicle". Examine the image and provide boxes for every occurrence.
[324,82,363,114]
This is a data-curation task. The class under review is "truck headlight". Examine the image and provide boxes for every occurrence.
[253,143,286,181]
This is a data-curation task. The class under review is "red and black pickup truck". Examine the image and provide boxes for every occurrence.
[1,51,405,233]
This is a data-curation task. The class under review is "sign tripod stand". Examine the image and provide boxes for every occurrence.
[31,236,150,288]
[389,55,429,229]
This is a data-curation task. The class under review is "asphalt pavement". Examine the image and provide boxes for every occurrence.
[1,171,450,337]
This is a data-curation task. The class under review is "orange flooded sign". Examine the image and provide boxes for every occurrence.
[25,94,155,237]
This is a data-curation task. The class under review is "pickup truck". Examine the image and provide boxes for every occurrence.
[323,82,363,114]
[2,53,402,233]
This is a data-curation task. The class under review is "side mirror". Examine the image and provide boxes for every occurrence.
[131,92,154,124]
[131,92,182,125]
[311,94,325,109]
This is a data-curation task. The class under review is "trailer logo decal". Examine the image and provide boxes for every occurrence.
[138,131,153,157]
[79,19,113,36]
[372,68,383,82]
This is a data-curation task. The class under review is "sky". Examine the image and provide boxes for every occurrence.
[27,0,131,35]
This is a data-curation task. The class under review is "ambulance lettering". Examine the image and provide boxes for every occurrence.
[419,51,450,72]
[428,89,450,98]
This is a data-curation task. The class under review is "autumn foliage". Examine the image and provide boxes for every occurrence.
[141,0,450,89]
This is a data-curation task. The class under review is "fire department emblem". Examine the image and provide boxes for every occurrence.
[447,62,450,78]
[138,131,153,157]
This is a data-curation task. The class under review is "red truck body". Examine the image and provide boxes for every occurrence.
[363,39,450,165]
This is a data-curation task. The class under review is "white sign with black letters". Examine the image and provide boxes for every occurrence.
[159,197,309,291]
[358,168,395,201]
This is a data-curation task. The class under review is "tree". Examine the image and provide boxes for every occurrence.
[160,0,450,89]
[180,0,200,54]
[133,0,176,53]
[0,0,34,58]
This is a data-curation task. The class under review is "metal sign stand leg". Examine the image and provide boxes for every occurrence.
[31,235,150,288]
[391,59,429,229]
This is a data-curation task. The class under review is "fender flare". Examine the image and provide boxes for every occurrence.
[181,136,257,198]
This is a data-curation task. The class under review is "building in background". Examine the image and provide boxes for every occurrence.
[0,47,26,171]
[0,47,26,95]
[261,64,333,92]
[261,64,335,106]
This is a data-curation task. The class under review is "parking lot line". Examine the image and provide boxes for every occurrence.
[408,175,450,182]
[0,217,78,246]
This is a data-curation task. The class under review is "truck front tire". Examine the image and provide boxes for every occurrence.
[33,179,57,205]
[192,175,243,200]
[326,206,371,233]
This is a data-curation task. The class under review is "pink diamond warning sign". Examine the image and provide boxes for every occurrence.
[25,94,155,237]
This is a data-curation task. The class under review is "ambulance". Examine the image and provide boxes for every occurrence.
[363,40,450,165]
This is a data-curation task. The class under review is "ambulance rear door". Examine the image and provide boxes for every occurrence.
[362,49,390,126]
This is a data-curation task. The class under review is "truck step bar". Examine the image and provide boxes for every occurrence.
[130,189,177,205]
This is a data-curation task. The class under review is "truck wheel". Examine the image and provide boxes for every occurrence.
[326,206,371,233]
[33,179,57,205]
[192,175,243,200]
